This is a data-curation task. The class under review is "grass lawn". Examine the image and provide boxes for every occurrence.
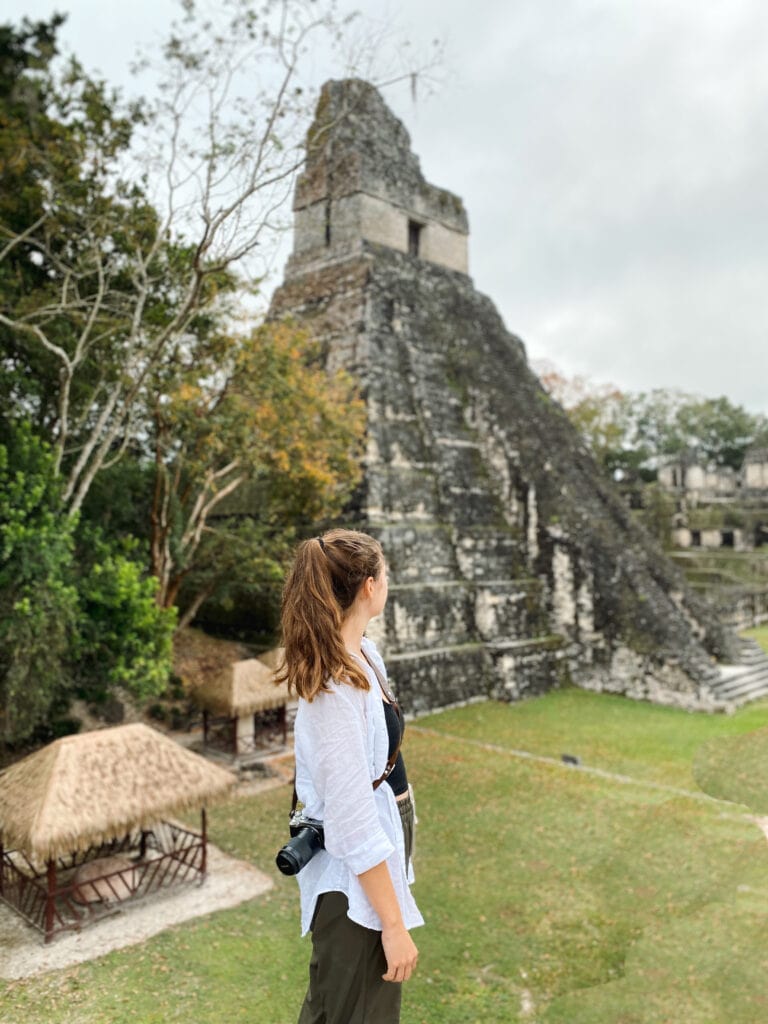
[742,624,768,654]
[4,689,768,1023]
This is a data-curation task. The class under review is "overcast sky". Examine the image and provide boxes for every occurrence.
[7,0,768,412]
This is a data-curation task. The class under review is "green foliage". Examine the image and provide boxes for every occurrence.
[0,16,152,439]
[0,14,242,517]
[0,423,78,744]
[175,514,287,635]
[536,362,768,481]
[1,15,366,643]
[78,455,154,549]
[76,535,176,702]
[632,482,675,548]
[630,390,765,471]
[0,425,174,746]
[150,319,365,627]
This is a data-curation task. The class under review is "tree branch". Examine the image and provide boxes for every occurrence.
[0,213,49,262]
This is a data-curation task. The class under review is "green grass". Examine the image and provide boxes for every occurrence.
[671,549,768,585]
[416,687,768,789]
[5,691,768,1023]
[742,624,768,654]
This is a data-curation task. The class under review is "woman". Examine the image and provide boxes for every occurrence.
[276,528,423,1024]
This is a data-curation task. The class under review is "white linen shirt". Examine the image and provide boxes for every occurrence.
[293,636,424,936]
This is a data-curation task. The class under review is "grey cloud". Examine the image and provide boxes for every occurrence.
[383,0,768,409]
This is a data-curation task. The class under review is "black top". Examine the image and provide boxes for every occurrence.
[382,700,408,797]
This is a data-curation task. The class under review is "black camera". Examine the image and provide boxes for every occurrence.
[275,812,325,876]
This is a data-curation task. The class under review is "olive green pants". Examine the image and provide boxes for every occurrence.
[297,797,415,1024]
[297,891,401,1024]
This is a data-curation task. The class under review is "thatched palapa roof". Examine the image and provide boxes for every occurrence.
[256,647,286,673]
[191,657,288,717]
[0,723,236,863]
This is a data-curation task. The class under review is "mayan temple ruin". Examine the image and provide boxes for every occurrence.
[270,78,768,713]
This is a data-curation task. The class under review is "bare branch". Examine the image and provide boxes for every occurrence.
[0,314,73,371]
[180,471,246,563]
[0,213,49,262]
[179,458,243,547]
[62,382,123,506]
[100,406,138,471]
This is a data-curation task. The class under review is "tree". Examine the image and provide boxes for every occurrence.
[0,3,436,515]
[535,361,768,477]
[0,16,170,505]
[534,361,638,480]
[613,389,686,468]
[621,390,767,471]
[149,319,365,627]
[674,396,763,471]
[0,15,229,512]
[0,6,438,695]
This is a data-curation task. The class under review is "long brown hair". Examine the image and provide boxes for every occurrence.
[275,528,384,701]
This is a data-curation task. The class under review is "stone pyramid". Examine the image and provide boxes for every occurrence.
[270,78,738,713]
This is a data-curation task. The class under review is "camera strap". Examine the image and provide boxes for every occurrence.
[362,651,404,792]
[288,652,403,814]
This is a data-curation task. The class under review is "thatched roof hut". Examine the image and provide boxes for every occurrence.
[256,647,286,673]
[0,723,235,864]
[189,655,290,756]
[192,658,288,718]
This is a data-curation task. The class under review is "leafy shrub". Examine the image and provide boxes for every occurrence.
[0,425,79,745]
[76,541,177,703]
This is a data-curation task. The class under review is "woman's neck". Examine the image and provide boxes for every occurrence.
[340,608,368,657]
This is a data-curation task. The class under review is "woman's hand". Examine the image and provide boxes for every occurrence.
[381,922,419,982]
[357,860,419,982]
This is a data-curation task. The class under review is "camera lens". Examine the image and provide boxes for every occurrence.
[275,825,323,876]
[275,845,303,875]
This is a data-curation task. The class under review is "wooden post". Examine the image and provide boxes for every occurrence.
[45,859,57,943]
[200,808,208,877]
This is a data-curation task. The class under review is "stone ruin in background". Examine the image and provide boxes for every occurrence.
[270,78,768,713]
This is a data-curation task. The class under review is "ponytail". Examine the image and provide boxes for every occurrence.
[274,529,384,700]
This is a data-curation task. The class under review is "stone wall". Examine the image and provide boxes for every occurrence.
[270,79,739,713]
[745,462,768,490]
[287,79,468,278]
[292,193,468,274]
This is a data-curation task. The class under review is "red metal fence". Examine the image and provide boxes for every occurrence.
[0,818,206,942]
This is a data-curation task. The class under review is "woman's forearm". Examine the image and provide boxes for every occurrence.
[357,861,419,982]
[357,860,403,928]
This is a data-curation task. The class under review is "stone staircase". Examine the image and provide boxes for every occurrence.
[709,639,768,706]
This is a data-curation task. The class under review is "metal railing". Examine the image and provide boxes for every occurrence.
[0,819,206,942]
